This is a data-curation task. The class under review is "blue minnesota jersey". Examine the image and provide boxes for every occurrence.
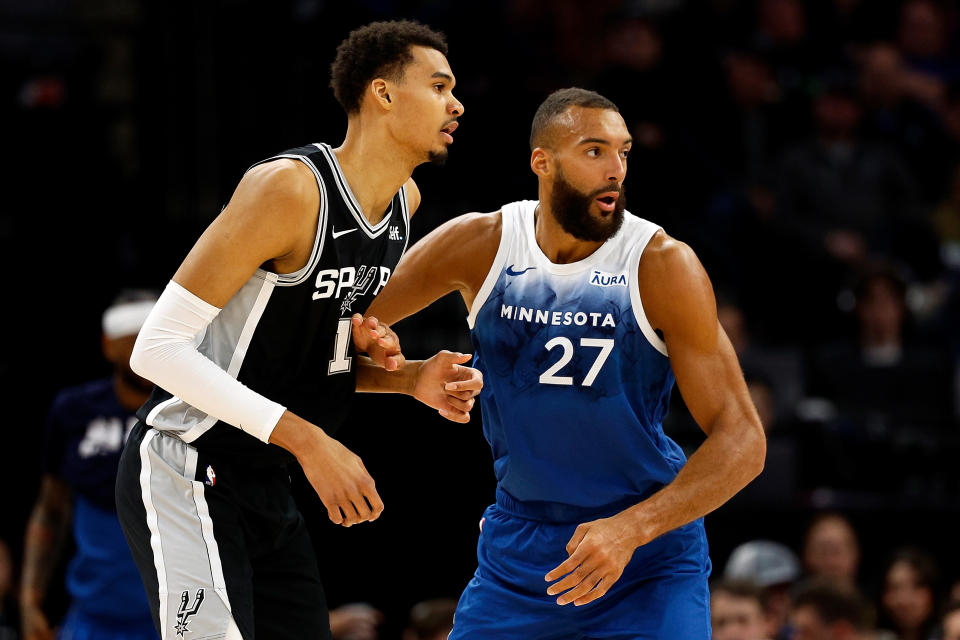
[469,200,686,509]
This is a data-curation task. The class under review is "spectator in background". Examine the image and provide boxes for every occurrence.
[402,598,457,640]
[897,0,957,84]
[725,540,802,640]
[802,513,860,589]
[0,539,17,640]
[941,601,960,640]
[711,579,772,640]
[16,288,388,640]
[881,548,938,640]
[20,292,158,640]
[775,73,918,337]
[789,578,872,640]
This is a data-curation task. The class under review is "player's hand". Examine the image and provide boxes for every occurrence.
[412,351,483,423]
[544,513,641,606]
[329,603,383,640]
[21,604,55,640]
[351,314,404,371]
[298,428,384,527]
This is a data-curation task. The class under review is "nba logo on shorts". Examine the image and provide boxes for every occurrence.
[205,465,216,487]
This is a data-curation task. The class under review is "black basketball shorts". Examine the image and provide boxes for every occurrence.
[116,421,331,640]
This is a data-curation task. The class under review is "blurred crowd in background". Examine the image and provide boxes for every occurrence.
[2,0,959,638]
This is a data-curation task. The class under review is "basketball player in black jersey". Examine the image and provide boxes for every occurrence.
[114,21,477,640]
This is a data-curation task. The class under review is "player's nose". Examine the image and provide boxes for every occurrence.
[449,94,464,117]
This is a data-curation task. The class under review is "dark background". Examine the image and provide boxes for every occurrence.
[2,0,960,637]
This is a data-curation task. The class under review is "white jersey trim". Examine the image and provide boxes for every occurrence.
[139,429,169,640]
[258,153,328,287]
[628,227,669,357]
[467,210,510,330]
[314,143,393,239]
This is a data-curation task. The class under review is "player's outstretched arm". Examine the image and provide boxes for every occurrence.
[129,160,383,527]
[355,351,482,423]
[546,232,765,606]
[365,211,502,325]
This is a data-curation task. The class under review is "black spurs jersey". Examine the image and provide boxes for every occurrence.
[137,143,411,465]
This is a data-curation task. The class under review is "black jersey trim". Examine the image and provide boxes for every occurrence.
[264,154,328,287]
[313,143,394,239]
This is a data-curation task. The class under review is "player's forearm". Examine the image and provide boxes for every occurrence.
[20,501,70,607]
[622,414,765,545]
[355,356,419,394]
[131,281,286,443]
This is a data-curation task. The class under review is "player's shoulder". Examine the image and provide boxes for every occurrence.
[243,157,318,200]
[638,229,702,279]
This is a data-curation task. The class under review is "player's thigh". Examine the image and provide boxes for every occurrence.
[578,571,711,640]
[116,424,255,639]
[249,514,330,640]
[449,572,579,640]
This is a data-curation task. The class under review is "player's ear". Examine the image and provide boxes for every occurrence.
[370,79,393,111]
[530,147,551,178]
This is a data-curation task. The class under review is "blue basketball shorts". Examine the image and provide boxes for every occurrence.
[450,491,712,640]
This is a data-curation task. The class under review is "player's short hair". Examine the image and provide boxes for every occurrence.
[711,579,768,609]
[529,87,619,150]
[330,20,448,114]
[792,578,871,630]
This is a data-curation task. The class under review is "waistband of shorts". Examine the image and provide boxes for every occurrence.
[494,486,651,523]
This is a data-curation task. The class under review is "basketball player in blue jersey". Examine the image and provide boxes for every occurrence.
[115,21,481,640]
[22,293,159,640]
[365,88,766,638]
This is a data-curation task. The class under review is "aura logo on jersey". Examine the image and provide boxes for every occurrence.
[312,265,392,306]
[589,270,628,287]
[175,588,205,637]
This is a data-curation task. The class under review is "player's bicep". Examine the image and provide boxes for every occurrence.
[173,161,313,307]
[643,237,751,435]
[369,212,499,324]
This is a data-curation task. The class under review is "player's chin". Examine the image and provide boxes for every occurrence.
[427,146,449,166]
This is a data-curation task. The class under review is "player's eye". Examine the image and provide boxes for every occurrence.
[434,84,445,92]
[621,149,631,159]
[587,147,600,157]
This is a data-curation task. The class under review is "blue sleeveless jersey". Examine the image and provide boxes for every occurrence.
[469,201,686,509]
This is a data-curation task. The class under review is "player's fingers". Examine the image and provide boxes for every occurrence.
[445,371,483,392]
[365,490,385,520]
[351,313,363,327]
[385,353,405,371]
[322,497,344,525]
[546,560,592,596]
[339,503,361,527]
[555,568,600,606]
[350,494,374,523]
[446,389,477,401]
[545,546,590,583]
[445,396,475,412]
[572,576,609,606]
[564,523,590,555]
[438,407,470,423]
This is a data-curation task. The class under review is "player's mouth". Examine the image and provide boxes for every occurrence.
[595,191,620,214]
[440,120,458,144]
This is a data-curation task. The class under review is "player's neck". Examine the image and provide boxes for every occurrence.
[534,203,605,265]
[334,123,416,225]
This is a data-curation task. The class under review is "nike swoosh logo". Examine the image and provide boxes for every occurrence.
[332,227,356,239]
[505,265,536,276]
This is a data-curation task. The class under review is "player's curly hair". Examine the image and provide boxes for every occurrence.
[330,20,448,115]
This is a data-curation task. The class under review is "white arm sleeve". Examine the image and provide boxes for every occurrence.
[130,280,287,443]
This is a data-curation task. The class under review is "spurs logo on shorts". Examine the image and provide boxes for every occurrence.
[175,588,205,637]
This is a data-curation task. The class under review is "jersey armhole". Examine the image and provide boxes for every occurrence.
[466,211,509,329]
[248,154,328,287]
[629,227,669,357]
[399,184,411,257]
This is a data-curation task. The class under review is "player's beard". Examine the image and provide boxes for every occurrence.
[428,148,448,166]
[550,168,626,242]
